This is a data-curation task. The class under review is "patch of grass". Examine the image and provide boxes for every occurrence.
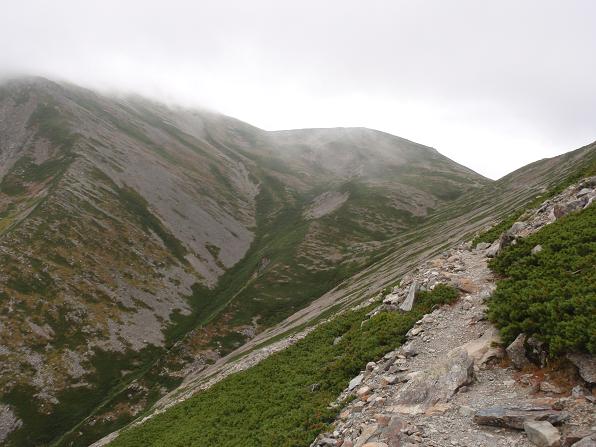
[109,285,459,447]
[487,205,596,356]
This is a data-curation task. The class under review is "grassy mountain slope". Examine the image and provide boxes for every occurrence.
[0,77,491,446]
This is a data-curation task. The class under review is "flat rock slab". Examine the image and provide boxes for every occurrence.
[474,405,569,430]
[391,348,474,414]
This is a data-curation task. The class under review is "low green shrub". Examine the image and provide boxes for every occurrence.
[488,205,595,356]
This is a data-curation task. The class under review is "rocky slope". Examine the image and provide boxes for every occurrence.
[94,173,595,447]
[0,77,497,446]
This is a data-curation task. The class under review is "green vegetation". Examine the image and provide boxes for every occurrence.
[110,285,458,447]
[488,205,595,356]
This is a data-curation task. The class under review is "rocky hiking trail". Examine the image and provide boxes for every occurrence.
[312,179,596,447]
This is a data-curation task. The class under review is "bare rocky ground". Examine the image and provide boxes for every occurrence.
[311,178,596,447]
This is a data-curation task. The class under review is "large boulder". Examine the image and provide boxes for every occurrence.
[474,404,569,430]
[523,421,561,447]
[391,348,474,414]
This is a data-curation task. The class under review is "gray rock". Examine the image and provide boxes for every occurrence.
[349,374,364,391]
[475,242,491,251]
[506,333,530,369]
[318,437,338,446]
[539,381,562,394]
[399,281,418,312]
[523,420,560,447]
[577,188,592,197]
[392,348,474,414]
[508,222,527,236]
[485,240,502,258]
[0,405,22,444]
[571,433,596,447]
[563,430,596,446]
[474,405,569,429]
[567,353,596,384]
[554,198,587,218]
[531,244,543,255]
[400,342,418,358]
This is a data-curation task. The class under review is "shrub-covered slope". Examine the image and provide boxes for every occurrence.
[109,286,459,447]
[488,204,595,356]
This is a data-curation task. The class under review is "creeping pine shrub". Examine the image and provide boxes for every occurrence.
[488,204,596,356]
[110,285,458,447]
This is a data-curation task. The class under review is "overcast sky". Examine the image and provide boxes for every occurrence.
[1,0,595,179]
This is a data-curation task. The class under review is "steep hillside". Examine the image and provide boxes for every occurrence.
[102,174,596,447]
[95,141,595,446]
[0,77,491,446]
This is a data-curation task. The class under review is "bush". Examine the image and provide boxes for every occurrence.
[488,205,596,356]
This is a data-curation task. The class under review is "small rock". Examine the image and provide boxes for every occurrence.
[540,381,562,394]
[485,240,501,258]
[563,430,596,446]
[506,333,530,369]
[456,277,478,293]
[571,385,589,398]
[523,420,560,447]
[531,245,543,255]
[400,343,418,358]
[572,434,596,446]
[458,405,476,417]
[476,242,491,251]
[567,353,596,384]
[508,222,527,236]
[349,374,364,391]
[400,281,419,312]
[577,188,592,197]
[381,375,398,386]
[410,327,424,337]
[357,386,371,400]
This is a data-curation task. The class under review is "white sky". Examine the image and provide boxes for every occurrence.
[1,0,595,179]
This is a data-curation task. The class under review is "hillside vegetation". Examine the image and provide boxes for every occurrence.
[488,204,596,356]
